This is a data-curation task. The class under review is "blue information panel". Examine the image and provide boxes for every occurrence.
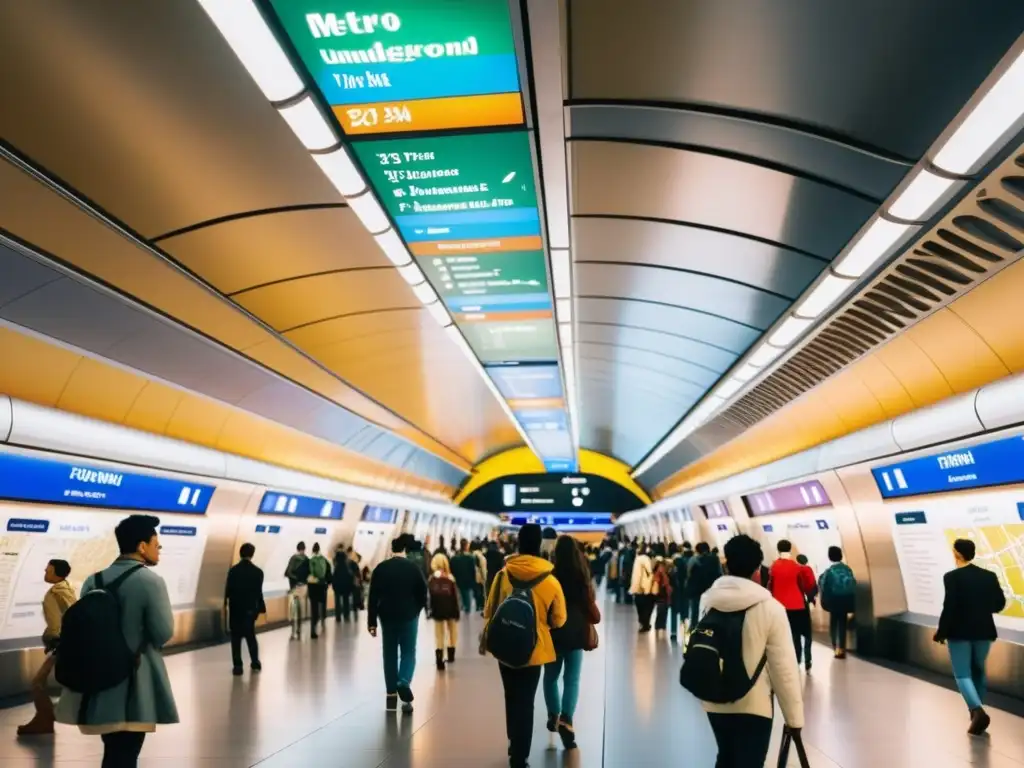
[485,363,563,400]
[872,434,1024,499]
[258,491,345,520]
[362,505,398,523]
[504,512,612,529]
[0,452,213,514]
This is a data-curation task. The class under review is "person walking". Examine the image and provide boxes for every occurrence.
[769,540,816,671]
[671,542,694,640]
[17,559,77,736]
[935,538,1007,735]
[224,543,265,676]
[473,541,488,614]
[332,546,355,622]
[284,542,310,640]
[55,515,179,767]
[606,543,621,603]
[307,543,330,639]
[620,543,637,606]
[687,534,804,767]
[630,545,655,632]
[545,536,600,751]
[427,553,460,670]
[483,523,567,768]
[652,557,673,635]
[686,543,723,630]
[450,539,478,614]
[367,536,428,713]
[818,545,857,658]
[485,540,505,594]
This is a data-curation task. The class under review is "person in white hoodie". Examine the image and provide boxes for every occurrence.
[629,546,656,632]
[698,534,804,767]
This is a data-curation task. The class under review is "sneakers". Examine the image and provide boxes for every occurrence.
[252,661,262,672]
[386,693,398,712]
[557,715,577,750]
[232,666,244,676]
[968,707,991,735]
[435,649,446,671]
[397,684,414,713]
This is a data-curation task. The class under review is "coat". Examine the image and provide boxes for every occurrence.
[224,559,266,629]
[936,563,1006,642]
[484,555,567,667]
[56,559,179,734]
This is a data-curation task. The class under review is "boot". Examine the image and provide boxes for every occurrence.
[435,648,446,671]
[17,691,55,736]
[968,707,991,735]
[447,646,456,664]
[557,714,577,750]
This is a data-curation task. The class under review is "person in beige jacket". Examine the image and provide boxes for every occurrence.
[698,534,804,767]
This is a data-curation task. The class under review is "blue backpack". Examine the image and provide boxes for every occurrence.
[821,563,856,609]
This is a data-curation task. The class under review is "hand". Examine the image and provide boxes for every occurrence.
[368,625,377,638]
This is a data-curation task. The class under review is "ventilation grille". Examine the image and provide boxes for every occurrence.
[720,143,1024,431]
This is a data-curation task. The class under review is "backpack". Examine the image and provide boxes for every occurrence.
[55,565,145,704]
[429,575,456,602]
[309,555,328,583]
[679,607,766,704]
[821,563,856,610]
[285,554,310,586]
[486,572,549,668]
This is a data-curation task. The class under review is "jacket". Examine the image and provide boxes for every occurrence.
[285,553,309,590]
[630,554,654,595]
[769,555,815,611]
[474,550,487,584]
[653,567,672,605]
[699,575,804,727]
[450,552,478,588]
[484,555,567,667]
[224,559,266,627]
[42,579,77,648]
[553,577,601,653]
[686,553,722,598]
[56,559,179,734]
[427,571,460,621]
[332,554,354,592]
[485,548,505,587]
[367,555,427,628]
[936,563,1006,642]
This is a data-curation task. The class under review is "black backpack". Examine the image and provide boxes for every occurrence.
[56,565,145,701]
[679,607,766,704]
[486,572,549,668]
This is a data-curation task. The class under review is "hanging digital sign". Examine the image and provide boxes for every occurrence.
[269,0,524,134]
[419,251,549,302]
[485,363,563,400]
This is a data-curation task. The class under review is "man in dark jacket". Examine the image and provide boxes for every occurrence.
[620,544,637,605]
[935,538,1007,735]
[332,546,355,622]
[224,542,266,675]
[686,542,722,627]
[368,536,428,713]
[450,539,478,613]
[672,542,694,639]
[485,540,505,593]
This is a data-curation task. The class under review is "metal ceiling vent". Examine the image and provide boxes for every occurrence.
[723,143,1024,429]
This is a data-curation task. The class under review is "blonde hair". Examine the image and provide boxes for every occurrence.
[431,553,451,573]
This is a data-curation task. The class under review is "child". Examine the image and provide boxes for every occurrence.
[427,554,460,669]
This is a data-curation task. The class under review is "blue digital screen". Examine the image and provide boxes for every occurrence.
[504,513,612,528]
[0,452,214,514]
[362,505,398,523]
[485,363,563,400]
[258,491,345,520]
[544,459,577,473]
[872,434,1024,499]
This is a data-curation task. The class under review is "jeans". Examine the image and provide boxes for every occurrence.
[948,640,992,710]
[381,618,419,694]
[707,712,773,767]
[474,583,485,612]
[635,594,655,629]
[829,610,849,651]
[654,602,669,631]
[500,663,542,766]
[335,589,351,621]
[308,584,327,632]
[230,617,259,668]
[669,604,684,635]
[543,649,583,719]
[459,586,474,614]
[101,732,146,768]
[786,609,811,667]
[689,596,702,628]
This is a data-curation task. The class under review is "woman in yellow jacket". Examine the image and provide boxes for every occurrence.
[483,524,567,768]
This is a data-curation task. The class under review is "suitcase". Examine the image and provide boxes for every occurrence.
[777,726,811,767]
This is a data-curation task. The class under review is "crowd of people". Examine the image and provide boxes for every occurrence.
[11,513,1009,767]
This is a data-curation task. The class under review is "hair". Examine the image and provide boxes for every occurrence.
[668,542,679,556]
[431,552,451,573]
[391,536,406,554]
[777,539,793,554]
[296,541,306,552]
[335,548,348,564]
[796,554,808,565]
[953,538,976,562]
[518,523,542,556]
[682,541,693,551]
[542,526,558,541]
[828,546,843,563]
[460,538,469,552]
[695,541,710,555]
[114,515,160,555]
[553,535,592,606]
[312,542,321,554]
[239,543,255,559]
[48,559,71,579]
[723,534,764,579]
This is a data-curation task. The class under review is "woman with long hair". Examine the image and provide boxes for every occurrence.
[544,536,601,750]
[427,553,460,670]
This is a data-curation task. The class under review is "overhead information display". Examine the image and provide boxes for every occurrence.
[485,363,563,400]
[258,490,346,520]
[460,473,645,515]
[269,0,524,134]
[420,251,548,303]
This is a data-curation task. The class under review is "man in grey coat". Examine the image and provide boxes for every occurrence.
[56,514,179,766]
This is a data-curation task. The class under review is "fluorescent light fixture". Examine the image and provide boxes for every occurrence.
[397,262,425,286]
[768,316,813,347]
[373,229,412,267]
[887,169,957,221]
[732,363,760,383]
[717,378,743,399]
[313,148,367,198]
[559,322,573,345]
[551,249,571,299]
[425,301,451,327]
[412,281,437,305]
[933,50,1024,175]
[747,344,784,368]
[556,298,572,323]
[347,191,390,234]
[833,218,913,278]
[196,0,304,103]
[278,95,336,151]
[794,274,855,319]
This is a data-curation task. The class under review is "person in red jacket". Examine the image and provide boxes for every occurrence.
[769,540,816,671]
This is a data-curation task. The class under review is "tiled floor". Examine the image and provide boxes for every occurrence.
[2,593,1023,766]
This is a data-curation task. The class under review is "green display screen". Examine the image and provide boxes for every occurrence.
[419,251,549,300]
[457,316,558,364]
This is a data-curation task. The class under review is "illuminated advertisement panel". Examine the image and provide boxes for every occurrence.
[269,0,524,134]
[485,363,563,400]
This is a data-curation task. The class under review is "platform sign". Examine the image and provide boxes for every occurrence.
[361,505,398,523]
[485,363,563,400]
[270,0,524,134]
[258,491,345,520]
[420,250,548,301]
[457,314,557,364]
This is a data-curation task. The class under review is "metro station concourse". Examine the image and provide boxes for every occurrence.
[1,2,1024,767]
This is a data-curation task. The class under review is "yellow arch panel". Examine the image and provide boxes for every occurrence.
[57,358,148,424]
[123,384,181,434]
[872,334,953,408]
[847,355,915,418]
[904,308,1009,393]
[0,328,80,404]
[945,258,1024,372]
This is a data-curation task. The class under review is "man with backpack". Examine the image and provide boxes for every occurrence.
[686,542,722,629]
[819,545,857,659]
[307,543,331,638]
[483,523,567,768]
[55,514,179,767]
[680,534,803,767]
[285,542,311,640]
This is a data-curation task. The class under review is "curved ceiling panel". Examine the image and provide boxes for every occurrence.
[573,216,825,298]
[580,344,719,389]
[578,358,707,401]
[572,141,876,256]
[568,0,1024,158]
[577,323,737,374]
[576,262,789,330]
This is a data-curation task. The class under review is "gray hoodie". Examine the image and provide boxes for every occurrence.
[698,575,804,727]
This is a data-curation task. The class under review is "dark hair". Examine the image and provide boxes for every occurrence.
[777,539,793,554]
[828,546,843,563]
[312,542,321,554]
[542,526,558,540]
[519,524,542,555]
[296,541,306,552]
[553,535,591,606]
[796,554,808,566]
[723,535,764,579]
[682,541,693,551]
[48,559,71,579]
[953,538,976,562]
[391,536,406,554]
[460,538,469,552]
[239,543,255,559]
[114,515,160,555]
[668,542,679,556]
[695,542,710,555]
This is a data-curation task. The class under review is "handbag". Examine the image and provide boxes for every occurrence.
[584,623,599,651]
[777,726,811,768]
